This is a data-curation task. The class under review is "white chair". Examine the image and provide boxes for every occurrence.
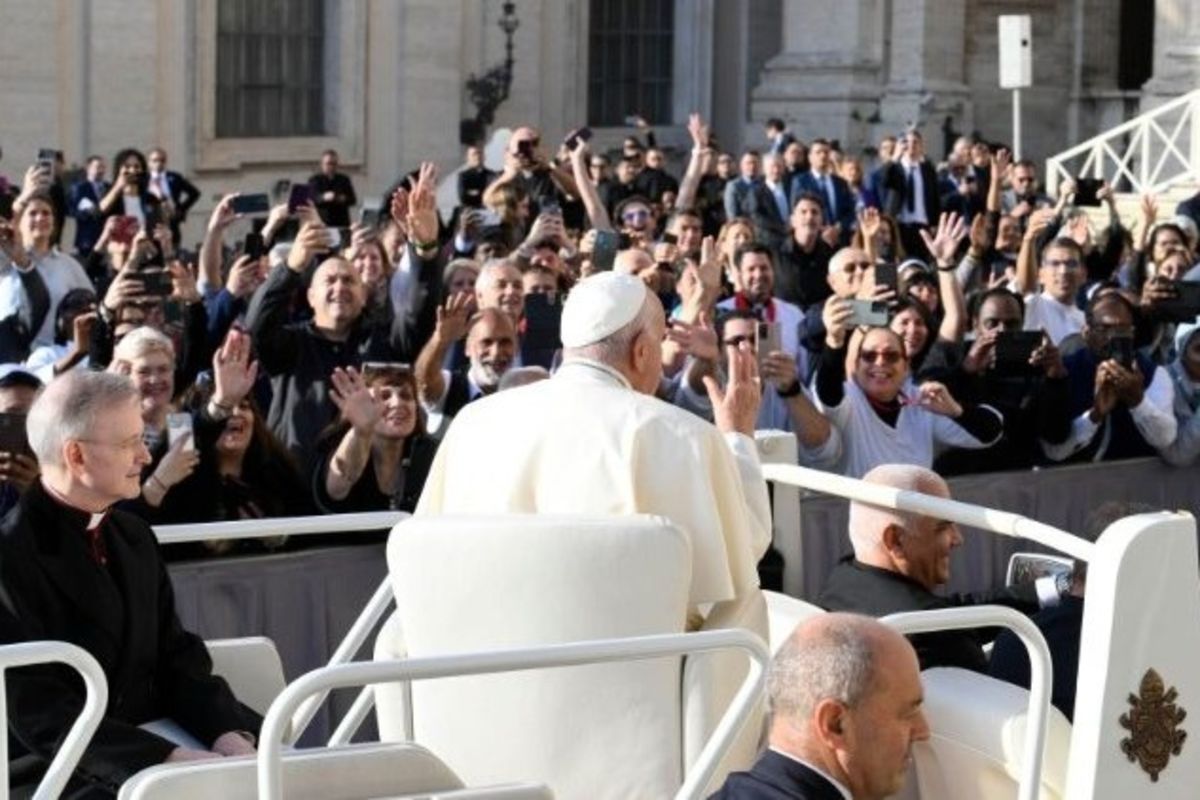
[206,637,287,717]
[118,741,552,799]
[912,667,1072,800]
[375,514,768,800]
[761,590,826,654]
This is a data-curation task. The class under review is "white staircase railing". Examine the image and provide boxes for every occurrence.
[1045,89,1200,197]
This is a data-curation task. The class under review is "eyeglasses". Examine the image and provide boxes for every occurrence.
[78,433,147,452]
[1042,258,1081,271]
[840,261,873,274]
[859,349,905,365]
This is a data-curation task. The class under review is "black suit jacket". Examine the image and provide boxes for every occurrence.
[881,161,941,225]
[817,557,1038,673]
[710,750,847,800]
[68,179,111,252]
[745,182,792,252]
[0,482,261,796]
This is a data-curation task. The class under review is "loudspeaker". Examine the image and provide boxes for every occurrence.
[998,15,1032,89]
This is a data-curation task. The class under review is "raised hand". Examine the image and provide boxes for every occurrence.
[858,207,882,242]
[915,381,962,418]
[822,296,856,349]
[961,329,999,375]
[665,316,719,363]
[760,351,798,392]
[407,162,439,246]
[435,290,475,342]
[287,220,332,272]
[330,366,380,436]
[687,112,709,149]
[226,254,264,299]
[71,311,98,354]
[207,194,241,235]
[154,432,200,490]
[918,212,967,266]
[703,341,761,437]
[212,328,259,409]
[1029,332,1066,379]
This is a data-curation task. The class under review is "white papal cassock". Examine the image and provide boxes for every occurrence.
[416,358,772,608]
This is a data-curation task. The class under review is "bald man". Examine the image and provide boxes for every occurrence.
[415,305,517,421]
[415,272,771,625]
[817,464,1050,673]
[711,613,929,800]
[246,218,413,470]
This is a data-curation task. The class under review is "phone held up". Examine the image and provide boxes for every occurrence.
[755,321,781,373]
[166,412,194,452]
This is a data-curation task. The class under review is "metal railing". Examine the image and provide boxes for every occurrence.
[760,462,1094,561]
[153,511,407,545]
[0,641,108,800]
[1045,89,1200,196]
[884,607,1054,800]
[257,630,769,800]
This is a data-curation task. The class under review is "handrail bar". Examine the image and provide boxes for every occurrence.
[0,641,108,800]
[1047,89,1200,163]
[152,511,407,545]
[760,463,1094,561]
[258,630,770,800]
[287,577,395,744]
[882,607,1053,800]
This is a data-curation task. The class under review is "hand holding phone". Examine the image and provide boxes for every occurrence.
[287,184,314,214]
[229,194,271,216]
[847,299,891,327]
[166,412,195,452]
[993,330,1043,374]
[755,321,782,373]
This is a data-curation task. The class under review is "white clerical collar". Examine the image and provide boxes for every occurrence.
[40,478,108,529]
[555,358,632,390]
[768,748,853,800]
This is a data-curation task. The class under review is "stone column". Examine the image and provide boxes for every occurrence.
[748,0,886,151]
[878,0,970,158]
[1142,0,1200,107]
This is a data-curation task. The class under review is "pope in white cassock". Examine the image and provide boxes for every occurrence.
[415,271,772,622]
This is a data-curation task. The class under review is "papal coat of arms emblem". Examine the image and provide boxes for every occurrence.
[1118,668,1187,782]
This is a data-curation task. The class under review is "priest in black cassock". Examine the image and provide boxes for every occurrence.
[0,370,261,798]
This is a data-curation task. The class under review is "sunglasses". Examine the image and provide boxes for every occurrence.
[859,349,905,365]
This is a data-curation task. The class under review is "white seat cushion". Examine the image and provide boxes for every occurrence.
[914,667,1071,800]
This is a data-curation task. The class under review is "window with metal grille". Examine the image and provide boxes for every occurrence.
[587,0,675,126]
[215,0,326,138]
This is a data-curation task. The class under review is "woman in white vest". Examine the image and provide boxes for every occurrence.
[813,296,1004,478]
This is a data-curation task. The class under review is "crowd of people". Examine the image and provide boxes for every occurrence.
[2,117,1197,542]
[0,109,1194,796]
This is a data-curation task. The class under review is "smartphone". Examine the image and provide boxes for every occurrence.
[111,216,140,245]
[564,127,593,150]
[230,193,271,216]
[592,229,619,272]
[662,232,678,246]
[755,321,782,371]
[36,148,57,172]
[1074,177,1103,208]
[517,140,535,160]
[0,193,13,220]
[523,293,563,353]
[1152,281,1200,323]
[243,232,265,260]
[874,262,898,293]
[540,202,561,217]
[1105,335,1135,369]
[166,412,194,452]
[138,268,174,296]
[287,184,313,213]
[0,413,31,459]
[847,299,891,327]
[359,203,383,230]
[994,330,1043,373]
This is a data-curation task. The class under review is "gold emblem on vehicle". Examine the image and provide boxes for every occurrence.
[1119,668,1187,782]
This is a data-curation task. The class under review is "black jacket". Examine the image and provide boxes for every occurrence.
[307,172,358,227]
[881,161,941,225]
[0,482,260,796]
[817,557,1038,673]
[710,750,846,800]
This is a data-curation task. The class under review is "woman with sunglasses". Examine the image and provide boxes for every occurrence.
[814,298,1003,478]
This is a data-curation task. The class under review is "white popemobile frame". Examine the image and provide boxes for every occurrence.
[5,433,1194,798]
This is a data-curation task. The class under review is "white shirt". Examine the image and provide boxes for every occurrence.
[896,157,929,225]
[122,194,146,227]
[0,249,93,348]
[816,379,1001,478]
[1022,292,1085,345]
[24,343,89,382]
[416,358,772,609]
[1042,365,1178,461]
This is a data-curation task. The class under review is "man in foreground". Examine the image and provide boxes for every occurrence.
[415,272,771,624]
[0,371,260,796]
[711,613,929,799]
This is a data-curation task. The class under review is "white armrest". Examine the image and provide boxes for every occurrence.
[761,590,826,655]
[206,637,286,717]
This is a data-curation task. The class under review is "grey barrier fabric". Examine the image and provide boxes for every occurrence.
[781,459,1200,600]
[169,543,388,744]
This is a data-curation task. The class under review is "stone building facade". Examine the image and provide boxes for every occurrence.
[0,0,1193,246]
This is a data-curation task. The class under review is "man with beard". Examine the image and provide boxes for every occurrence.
[415,303,516,423]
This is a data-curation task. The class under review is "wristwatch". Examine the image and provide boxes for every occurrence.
[776,379,803,398]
